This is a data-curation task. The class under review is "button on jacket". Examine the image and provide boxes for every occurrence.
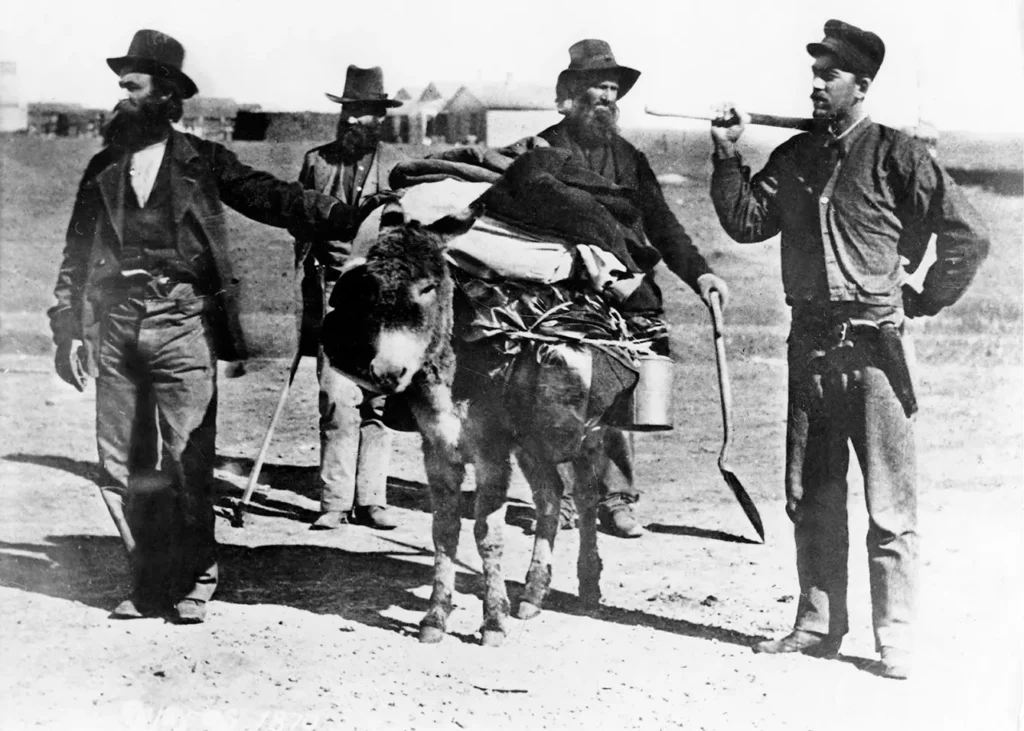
[710,119,989,313]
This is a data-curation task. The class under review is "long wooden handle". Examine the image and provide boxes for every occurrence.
[234,347,304,523]
[645,106,815,131]
[709,291,732,452]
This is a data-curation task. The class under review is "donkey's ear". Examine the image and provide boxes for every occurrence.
[426,207,477,242]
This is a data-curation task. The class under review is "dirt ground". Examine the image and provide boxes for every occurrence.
[1,345,1021,730]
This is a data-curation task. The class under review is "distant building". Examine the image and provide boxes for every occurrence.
[0,61,28,132]
[232,111,337,142]
[387,82,462,144]
[27,102,105,137]
[181,97,260,141]
[435,81,559,147]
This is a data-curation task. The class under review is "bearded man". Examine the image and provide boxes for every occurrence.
[527,39,730,538]
[50,30,362,624]
[295,66,408,531]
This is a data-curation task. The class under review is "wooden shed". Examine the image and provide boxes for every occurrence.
[387,82,462,145]
[435,82,560,147]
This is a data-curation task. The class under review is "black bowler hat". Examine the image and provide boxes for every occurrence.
[107,29,198,99]
[807,19,885,78]
[325,66,402,109]
[557,39,641,99]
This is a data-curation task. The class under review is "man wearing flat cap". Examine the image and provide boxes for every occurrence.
[710,20,990,678]
[519,39,730,538]
[295,66,408,532]
[50,30,366,624]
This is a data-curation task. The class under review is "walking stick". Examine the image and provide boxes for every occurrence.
[234,239,319,526]
[233,345,304,526]
[709,291,765,542]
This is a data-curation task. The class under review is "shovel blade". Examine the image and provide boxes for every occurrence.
[720,465,765,542]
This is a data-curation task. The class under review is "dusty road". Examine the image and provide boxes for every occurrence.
[1,348,1020,731]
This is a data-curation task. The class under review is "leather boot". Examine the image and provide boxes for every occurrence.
[753,630,842,658]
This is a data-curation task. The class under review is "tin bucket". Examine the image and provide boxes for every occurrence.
[619,354,674,431]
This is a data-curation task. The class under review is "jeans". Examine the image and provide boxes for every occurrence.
[786,306,918,651]
[316,267,393,514]
[599,428,638,505]
[96,283,218,604]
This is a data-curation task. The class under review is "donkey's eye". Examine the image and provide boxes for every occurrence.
[420,283,437,296]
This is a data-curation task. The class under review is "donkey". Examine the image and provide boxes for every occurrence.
[322,221,607,646]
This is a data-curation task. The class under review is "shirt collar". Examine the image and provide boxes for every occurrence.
[828,114,871,155]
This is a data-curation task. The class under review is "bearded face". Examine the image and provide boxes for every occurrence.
[566,81,620,147]
[102,90,176,151]
[336,115,383,161]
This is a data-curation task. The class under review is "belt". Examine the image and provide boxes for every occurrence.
[117,270,204,298]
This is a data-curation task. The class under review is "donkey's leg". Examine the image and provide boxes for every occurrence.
[514,450,567,619]
[412,387,466,644]
[471,425,513,647]
[419,435,465,643]
[573,430,605,607]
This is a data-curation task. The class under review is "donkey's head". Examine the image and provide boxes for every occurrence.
[323,221,454,394]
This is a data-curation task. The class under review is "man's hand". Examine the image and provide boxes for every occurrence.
[710,104,749,158]
[358,190,403,219]
[697,273,730,311]
[55,338,87,392]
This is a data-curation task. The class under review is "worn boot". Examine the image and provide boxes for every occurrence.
[597,494,644,538]
[310,510,352,530]
[753,630,842,659]
[352,505,398,530]
[876,647,911,679]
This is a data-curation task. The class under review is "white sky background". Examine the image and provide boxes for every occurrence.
[2,0,1023,133]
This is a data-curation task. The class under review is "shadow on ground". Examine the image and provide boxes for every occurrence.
[0,534,765,649]
[3,453,102,483]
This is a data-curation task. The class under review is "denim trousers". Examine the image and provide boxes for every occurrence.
[786,310,918,652]
[316,332,392,513]
[96,283,218,604]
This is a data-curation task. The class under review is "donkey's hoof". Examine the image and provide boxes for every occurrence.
[418,625,446,644]
[516,601,542,620]
[480,629,506,647]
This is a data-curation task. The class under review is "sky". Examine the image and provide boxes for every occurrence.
[2,0,1023,133]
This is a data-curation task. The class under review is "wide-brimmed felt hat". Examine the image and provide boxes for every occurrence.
[325,66,402,108]
[556,39,641,99]
[807,19,885,79]
[107,29,198,99]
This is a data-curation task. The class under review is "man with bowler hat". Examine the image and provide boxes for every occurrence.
[50,30,368,624]
[710,19,989,678]
[522,39,730,538]
[295,66,408,531]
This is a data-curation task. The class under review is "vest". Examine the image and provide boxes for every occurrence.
[120,150,206,281]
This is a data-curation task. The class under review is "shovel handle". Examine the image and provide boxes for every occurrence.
[709,291,732,448]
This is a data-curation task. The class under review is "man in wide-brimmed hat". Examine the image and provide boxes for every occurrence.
[295,65,408,532]
[526,39,730,539]
[710,19,989,679]
[50,29,365,625]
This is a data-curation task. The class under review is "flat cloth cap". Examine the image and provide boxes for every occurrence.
[807,19,885,78]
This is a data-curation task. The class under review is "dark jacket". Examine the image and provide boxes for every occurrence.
[50,130,349,370]
[536,120,712,292]
[711,119,989,314]
[295,141,408,274]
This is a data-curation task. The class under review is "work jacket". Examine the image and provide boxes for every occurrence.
[50,130,347,371]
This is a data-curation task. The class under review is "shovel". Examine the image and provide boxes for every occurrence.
[709,291,765,543]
